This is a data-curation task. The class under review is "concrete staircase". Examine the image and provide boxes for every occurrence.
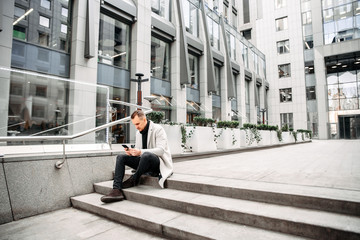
[71,171,360,240]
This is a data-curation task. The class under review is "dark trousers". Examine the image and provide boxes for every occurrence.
[113,152,160,189]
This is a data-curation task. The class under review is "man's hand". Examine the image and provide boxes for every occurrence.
[125,148,141,156]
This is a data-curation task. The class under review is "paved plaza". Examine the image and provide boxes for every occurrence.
[0,140,359,239]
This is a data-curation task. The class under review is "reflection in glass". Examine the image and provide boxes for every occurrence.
[328,99,340,111]
[189,53,199,89]
[328,85,339,99]
[183,0,198,37]
[275,17,288,31]
[279,88,292,102]
[339,82,357,98]
[214,65,221,95]
[12,0,72,53]
[278,63,291,78]
[339,71,356,83]
[151,37,170,81]
[98,13,130,69]
[151,0,171,20]
[327,73,338,84]
[340,98,359,110]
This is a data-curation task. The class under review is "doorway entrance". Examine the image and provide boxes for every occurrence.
[338,115,360,139]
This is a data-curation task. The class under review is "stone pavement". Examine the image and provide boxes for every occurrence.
[0,139,359,239]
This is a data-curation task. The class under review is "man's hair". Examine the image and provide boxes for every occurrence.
[131,109,146,119]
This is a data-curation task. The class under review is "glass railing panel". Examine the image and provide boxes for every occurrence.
[1,66,110,146]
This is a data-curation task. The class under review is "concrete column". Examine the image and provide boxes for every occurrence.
[0,0,14,139]
[170,0,187,124]
[129,0,152,142]
[198,4,212,119]
[68,0,100,143]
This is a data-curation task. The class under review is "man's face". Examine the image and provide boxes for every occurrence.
[132,115,147,131]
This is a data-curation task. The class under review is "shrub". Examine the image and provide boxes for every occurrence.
[146,111,164,123]
[194,117,215,127]
[217,121,239,128]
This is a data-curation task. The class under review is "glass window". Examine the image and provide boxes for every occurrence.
[278,63,291,78]
[302,11,312,25]
[280,88,292,102]
[223,3,229,20]
[280,113,293,129]
[277,39,290,54]
[232,10,237,28]
[242,29,251,40]
[275,0,286,9]
[14,6,26,18]
[207,17,220,50]
[151,0,171,20]
[39,15,50,28]
[13,25,26,40]
[241,43,248,68]
[304,35,313,49]
[305,64,314,74]
[245,80,250,105]
[98,13,130,69]
[328,85,339,99]
[275,17,288,31]
[339,71,356,83]
[38,32,49,47]
[189,53,199,89]
[61,7,68,17]
[226,32,236,60]
[183,0,198,37]
[214,65,221,95]
[61,24,67,34]
[306,86,316,100]
[151,36,170,81]
[339,82,357,98]
[40,0,51,10]
[13,1,72,53]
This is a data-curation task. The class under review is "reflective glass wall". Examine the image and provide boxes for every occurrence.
[326,53,360,139]
[12,0,72,77]
[323,0,360,44]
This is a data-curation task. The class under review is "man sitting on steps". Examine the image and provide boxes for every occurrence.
[101,109,173,203]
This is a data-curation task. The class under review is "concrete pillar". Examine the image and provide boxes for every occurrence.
[68,0,100,143]
[0,0,14,139]
[129,0,152,142]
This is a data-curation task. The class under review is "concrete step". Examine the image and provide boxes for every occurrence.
[71,193,308,240]
[94,181,360,240]
[120,171,360,217]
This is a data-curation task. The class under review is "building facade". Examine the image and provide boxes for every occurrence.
[255,0,360,139]
[0,0,269,146]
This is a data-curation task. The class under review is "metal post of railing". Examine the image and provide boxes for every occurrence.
[55,140,66,169]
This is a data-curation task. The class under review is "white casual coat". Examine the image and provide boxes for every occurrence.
[134,121,173,188]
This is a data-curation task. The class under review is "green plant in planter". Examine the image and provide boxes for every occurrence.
[292,130,297,142]
[277,129,283,142]
[281,124,289,132]
[146,111,164,124]
[242,123,262,145]
[180,124,195,151]
[194,117,215,127]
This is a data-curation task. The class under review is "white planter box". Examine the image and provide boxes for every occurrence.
[215,128,240,149]
[270,131,279,145]
[240,129,258,147]
[296,132,304,142]
[258,130,271,146]
[186,126,217,152]
[161,124,183,155]
[281,132,292,143]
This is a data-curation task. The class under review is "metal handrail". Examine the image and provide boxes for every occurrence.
[0,100,152,169]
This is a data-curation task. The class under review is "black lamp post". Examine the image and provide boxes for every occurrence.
[130,73,149,106]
